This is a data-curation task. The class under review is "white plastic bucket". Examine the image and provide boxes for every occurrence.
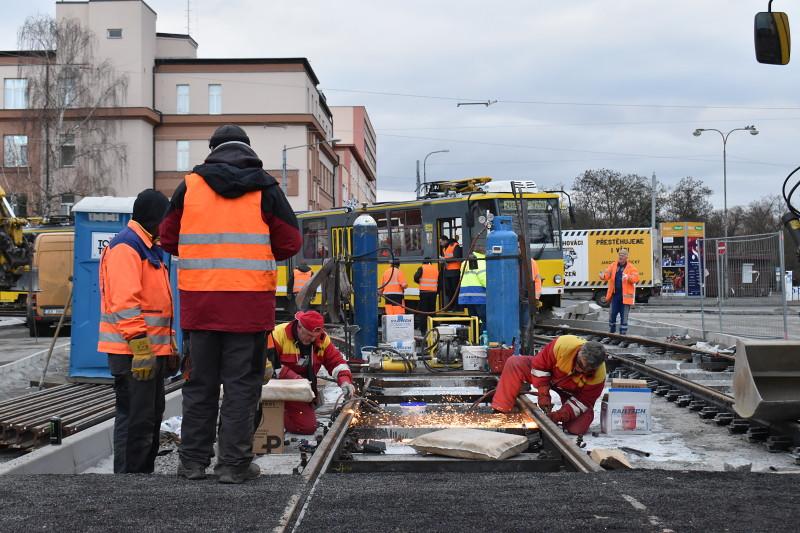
[462,345,487,371]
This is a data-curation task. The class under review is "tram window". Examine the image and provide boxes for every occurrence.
[374,212,392,258]
[390,209,424,257]
[302,219,330,259]
[470,201,496,253]
[438,217,463,249]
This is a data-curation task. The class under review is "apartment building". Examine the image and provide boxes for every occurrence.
[332,106,377,206]
[0,0,353,215]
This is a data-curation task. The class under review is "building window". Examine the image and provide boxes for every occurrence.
[3,135,28,167]
[176,140,190,171]
[60,194,75,216]
[60,134,76,167]
[302,219,329,259]
[61,71,77,107]
[208,84,222,115]
[176,84,189,114]
[4,79,27,109]
[107,28,123,39]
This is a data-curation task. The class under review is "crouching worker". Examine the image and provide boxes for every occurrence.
[491,336,606,435]
[268,311,355,434]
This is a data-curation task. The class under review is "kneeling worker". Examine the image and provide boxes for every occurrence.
[491,335,606,435]
[269,311,355,434]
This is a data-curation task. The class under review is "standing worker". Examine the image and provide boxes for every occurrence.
[520,257,544,331]
[291,263,313,312]
[439,235,463,309]
[413,257,439,331]
[380,259,407,315]
[458,251,486,326]
[98,189,174,474]
[269,311,355,434]
[599,248,639,335]
[491,335,607,435]
[160,124,301,483]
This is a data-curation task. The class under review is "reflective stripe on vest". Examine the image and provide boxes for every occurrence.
[178,173,276,292]
[293,270,313,293]
[444,242,461,271]
[419,263,438,292]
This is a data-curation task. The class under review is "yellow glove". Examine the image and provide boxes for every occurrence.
[129,337,156,381]
[264,360,274,383]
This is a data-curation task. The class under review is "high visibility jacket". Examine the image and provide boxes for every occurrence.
[531,258,542,300]
[269,322,353,387]
[293,269,313,294]
[458,252,486,304]
[600,261,640,305]
[418,263,439,293]
[178,173,276,292]
[443,242,462,271]
[98,221,174,356]
[380,267,407,295]
[530,335,607,424]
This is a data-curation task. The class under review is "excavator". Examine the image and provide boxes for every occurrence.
[0,186,33,295]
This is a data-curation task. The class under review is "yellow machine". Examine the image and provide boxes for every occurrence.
[424,316,481,369]
[0,186,32,291]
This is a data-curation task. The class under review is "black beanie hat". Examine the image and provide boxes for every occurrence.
[133,189,169,233]
[209,124,250,149]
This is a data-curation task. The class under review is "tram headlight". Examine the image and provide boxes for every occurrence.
[553,274,563,284]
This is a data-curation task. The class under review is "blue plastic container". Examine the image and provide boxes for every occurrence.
[486,216,519,346]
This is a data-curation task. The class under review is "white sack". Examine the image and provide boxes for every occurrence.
[261,379,315,402]
[409,428,528,460]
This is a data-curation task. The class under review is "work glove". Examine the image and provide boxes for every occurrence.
[264,360,274,383]
[129,337,156,381]
[165,337,180,374]
[341,382,356,400]
[548,408,572,425]
[536,386,552,413]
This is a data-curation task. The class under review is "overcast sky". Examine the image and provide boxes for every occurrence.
[2,0,799,208]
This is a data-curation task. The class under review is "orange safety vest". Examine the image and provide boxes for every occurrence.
[178,173,276,292]
[293,269,313,294]
[98,221,174,356]
[381,267,407,295]
[443,242,461,271]
[530,258,542,300]
[601,261,640,305]
[418,263,439,293]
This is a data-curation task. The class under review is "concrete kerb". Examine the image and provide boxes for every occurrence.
[0,389,183,475]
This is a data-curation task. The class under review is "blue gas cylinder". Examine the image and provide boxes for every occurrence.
[486,216,519,346]
[352,214,378,359]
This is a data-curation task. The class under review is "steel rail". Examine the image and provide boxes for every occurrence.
[516,394,603,473]
[535,323,735,362]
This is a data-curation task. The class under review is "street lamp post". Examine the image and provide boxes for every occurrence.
[692,125,759,239]
[282,138,340,197]
[420,149,450,196]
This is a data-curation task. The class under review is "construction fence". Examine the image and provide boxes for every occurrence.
[700,232,789,340]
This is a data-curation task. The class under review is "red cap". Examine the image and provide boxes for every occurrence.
[295,310,324,332]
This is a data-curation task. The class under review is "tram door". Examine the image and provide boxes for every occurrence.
[436,217,462,307]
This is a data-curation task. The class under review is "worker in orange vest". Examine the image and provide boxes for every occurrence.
[292,263,313,295]
[439,236,462,309]
[599,248,640,335]
[521,257,544,331]
[381,259,408,315]
[160,124,301,484]
[99,189,174,474]
[413,257,438,331]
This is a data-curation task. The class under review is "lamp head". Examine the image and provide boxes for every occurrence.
[747,125,759,136]
[693,129,703,137]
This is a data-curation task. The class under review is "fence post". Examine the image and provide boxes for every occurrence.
[716,241,724,334]
[700,238,706,340]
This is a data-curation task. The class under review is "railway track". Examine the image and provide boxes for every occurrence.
[0,380,182,451]
[534,324,800,453]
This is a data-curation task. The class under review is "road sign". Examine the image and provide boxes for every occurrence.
[717,241,727,255]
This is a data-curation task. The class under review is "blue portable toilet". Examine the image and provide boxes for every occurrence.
[70,197,183,380]
[71,197,136,380]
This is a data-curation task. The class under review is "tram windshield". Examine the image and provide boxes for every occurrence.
[497,198,561,248]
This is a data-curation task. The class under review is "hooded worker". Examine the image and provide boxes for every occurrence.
[492,335,607,435]
[98,188,173,473]
[268,311,355,434]
[159,124,301,483]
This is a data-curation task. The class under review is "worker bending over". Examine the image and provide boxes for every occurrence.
[492,335,606,435]
[599,248,639,335]
[269,311,355,434]
[380,259,407,315]
[98,189,174,473]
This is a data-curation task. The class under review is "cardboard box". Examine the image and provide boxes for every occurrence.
[390,339,415,355]
[382,314,415,342]
[600,388,652,435]
[611,378,649,389]
[253,400,285,454]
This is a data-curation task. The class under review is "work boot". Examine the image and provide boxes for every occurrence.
[177,461,207,480]
[215,462,260,484]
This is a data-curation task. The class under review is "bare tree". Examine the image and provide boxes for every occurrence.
[664,176,714,222]
[570,169,661,228]
[17,15,128,215]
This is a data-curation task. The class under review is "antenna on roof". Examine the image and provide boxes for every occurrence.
[186,0,191,35]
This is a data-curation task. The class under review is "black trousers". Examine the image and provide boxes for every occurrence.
[108,354,166,474]
[417,291,437,331]
[178,330,267,469]
[442,272,460,311]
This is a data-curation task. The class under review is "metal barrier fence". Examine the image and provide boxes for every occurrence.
[700,232,788,339]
